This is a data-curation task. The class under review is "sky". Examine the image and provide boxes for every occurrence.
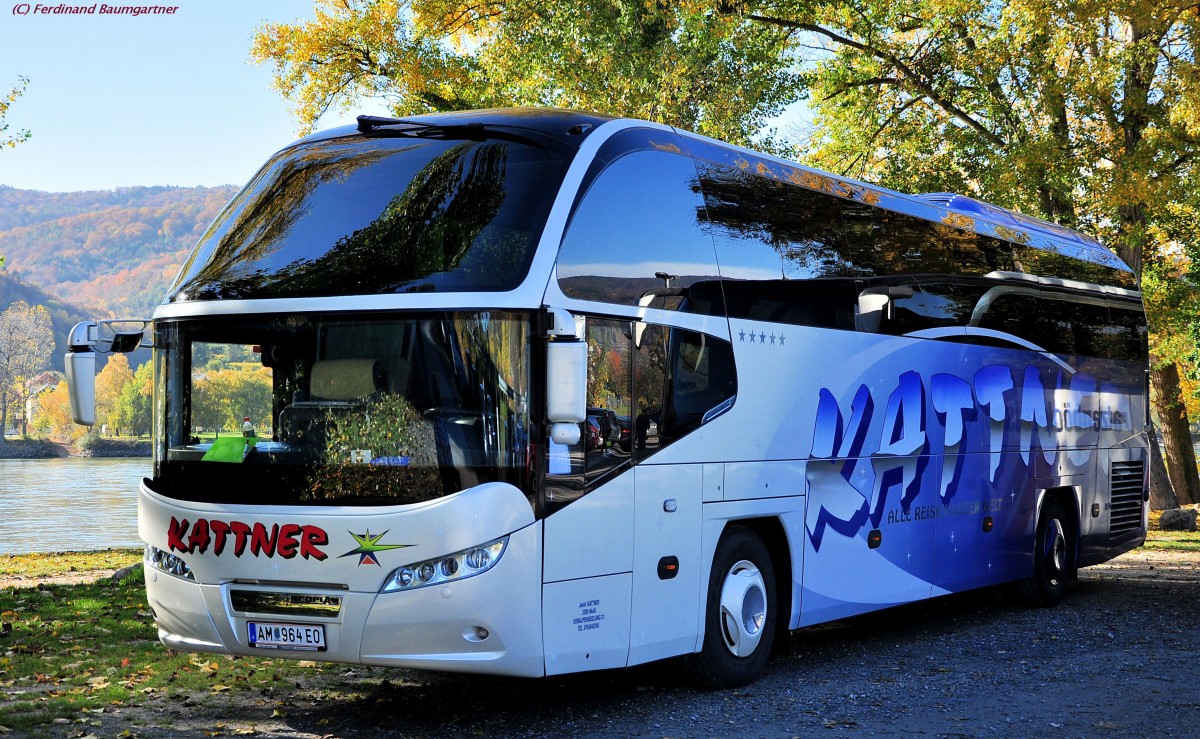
[0,0,392,192]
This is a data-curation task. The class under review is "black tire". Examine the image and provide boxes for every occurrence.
[1018,497,1074,607]
[687,526,777,689]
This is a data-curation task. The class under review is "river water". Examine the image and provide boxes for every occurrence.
[0,457,146,554]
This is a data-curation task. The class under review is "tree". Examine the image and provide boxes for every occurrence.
[0,301,54,441]
[94,353,135,436]
[731,0,1200,506]
[0,76,30,152]
[112,360,154,437]
[192,366,272,435]
[29,380,84,443]
[0,75,31,269]
[250,0,799,148]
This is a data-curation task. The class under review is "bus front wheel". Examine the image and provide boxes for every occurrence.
[1019,497,1074,607]
[688,526,776,689]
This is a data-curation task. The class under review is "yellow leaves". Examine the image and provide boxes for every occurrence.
[0,75,31,149]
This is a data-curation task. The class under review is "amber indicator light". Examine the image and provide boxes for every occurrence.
[657,556,679,580]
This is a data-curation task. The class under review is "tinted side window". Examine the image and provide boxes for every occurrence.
[1011,246,1139,289]
[698,162,861,281]
[722,279,857,331]
[1105,305,1150,361]
[557,138,723,314]
[684,135,1136,290]
[661,329,737,446]
[971,290,1147,360]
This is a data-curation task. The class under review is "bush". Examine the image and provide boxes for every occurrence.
[75,431,101,452]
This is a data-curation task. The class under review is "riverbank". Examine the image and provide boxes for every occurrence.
[76,438,152,457]
[0,438,67,458]
[0,437,150,458]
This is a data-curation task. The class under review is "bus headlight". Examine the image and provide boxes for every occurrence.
[381,537,508,593]
[145,545,195,581]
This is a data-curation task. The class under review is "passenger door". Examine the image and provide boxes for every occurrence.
[542,317,635,674]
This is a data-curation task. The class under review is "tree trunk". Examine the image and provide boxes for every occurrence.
[1148,421,1179,510]
[1150,359,1199,506]
[0,392,7,445]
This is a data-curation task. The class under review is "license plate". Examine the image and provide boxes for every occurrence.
[247,621,326,651]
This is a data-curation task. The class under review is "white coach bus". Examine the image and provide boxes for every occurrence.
[66,109,1149,687]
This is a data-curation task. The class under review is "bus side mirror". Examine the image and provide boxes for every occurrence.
[545,308,585,446]
[65,351,96,426]
[65,321,97,426]
[63,319,149,426]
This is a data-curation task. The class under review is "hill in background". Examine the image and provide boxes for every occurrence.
[0,184,237,317]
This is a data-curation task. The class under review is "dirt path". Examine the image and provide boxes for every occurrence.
[0,567,133,589]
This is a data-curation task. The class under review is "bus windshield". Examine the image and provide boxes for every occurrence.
[167,134,572,301]
[151,311,533,507]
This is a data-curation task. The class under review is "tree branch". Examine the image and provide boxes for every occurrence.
[819,76,903,102]
[746,13,1007,148]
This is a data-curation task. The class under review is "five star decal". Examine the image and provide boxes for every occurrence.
[339,530,412,566]
[737,327,785,346]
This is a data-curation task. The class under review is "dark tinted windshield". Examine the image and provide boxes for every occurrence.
[169,134,572,301]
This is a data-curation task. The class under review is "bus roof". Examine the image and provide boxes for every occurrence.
[296,108,1127,276]
[296,107,617,149]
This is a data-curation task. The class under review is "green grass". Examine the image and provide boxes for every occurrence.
[0,552,342,736]
[1144,508,1200,552]
[1144,529,1200,551]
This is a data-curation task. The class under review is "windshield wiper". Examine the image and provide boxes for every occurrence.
[356,115,544,147]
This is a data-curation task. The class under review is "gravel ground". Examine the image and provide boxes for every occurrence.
[53,548,1200,738]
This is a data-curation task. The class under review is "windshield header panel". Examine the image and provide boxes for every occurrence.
[169,128,576,302]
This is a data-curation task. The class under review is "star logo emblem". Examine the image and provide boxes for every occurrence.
[339,530,411,566]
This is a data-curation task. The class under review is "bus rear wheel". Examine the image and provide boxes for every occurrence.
[1019,497,1074,607]
[688,526,776,689]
